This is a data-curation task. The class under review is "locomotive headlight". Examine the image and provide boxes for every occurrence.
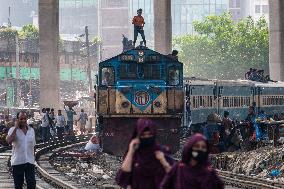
[138,57,144,63]
[154,101,161,108]
[138,51,144,56]
[122,101,130,108]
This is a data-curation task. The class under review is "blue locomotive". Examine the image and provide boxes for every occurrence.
[96,46,183,156]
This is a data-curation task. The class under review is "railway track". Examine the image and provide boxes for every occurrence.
[36,138,284,189]
[34,135,91,189]
[2,136,283,189]
[218,170,283,189]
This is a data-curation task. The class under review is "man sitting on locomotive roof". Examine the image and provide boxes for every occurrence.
[167,50,179,60]
[132,8,146,47]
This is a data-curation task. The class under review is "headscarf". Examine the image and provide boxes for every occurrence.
[132,118,156,139]
[131,118,161,177]
[181,133,209,165]
[116,118,169,189]
[160,134,224,189]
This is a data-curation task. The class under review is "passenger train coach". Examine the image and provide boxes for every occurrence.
[184,78,284,127]
[95,46,183,156]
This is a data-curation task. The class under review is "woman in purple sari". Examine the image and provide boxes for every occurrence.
[160,133,224,189]
[116,118,172,189]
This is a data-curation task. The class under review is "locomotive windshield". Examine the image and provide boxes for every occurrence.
[119,63,165,80]
[101,67,115,86]
[168,66,180,86]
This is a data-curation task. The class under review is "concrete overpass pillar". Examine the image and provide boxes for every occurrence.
[269,0,284,81]
[39,0,60,109]
[154,0,172,55]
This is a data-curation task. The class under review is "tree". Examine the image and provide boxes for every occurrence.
[19,24,39,40]
[0,26,17,39]
[173,13,269,79]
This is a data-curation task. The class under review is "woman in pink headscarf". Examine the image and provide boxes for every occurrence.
[116,118,173,189]
[160,133,224,189]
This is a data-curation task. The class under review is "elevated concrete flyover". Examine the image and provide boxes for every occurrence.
[38,0,283,109]
[269,0,284,81]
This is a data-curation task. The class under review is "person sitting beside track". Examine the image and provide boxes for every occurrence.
[160,133,224,189]
[116,118,173,189]
[203,113,225,153]
[84,135,100,153]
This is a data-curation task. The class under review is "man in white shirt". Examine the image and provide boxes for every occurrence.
[41,108,50,141]
[6,111,36,189]
[77,109,88,135]
[55,110,65,139]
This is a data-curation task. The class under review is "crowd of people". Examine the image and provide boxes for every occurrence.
[0,105,91,147]
[192,107,284,154]
[40,105,89,141]
[2,108,283,189]
[245,68,276,83]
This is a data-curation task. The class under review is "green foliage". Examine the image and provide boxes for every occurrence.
[92,36,101,44]
[173,12,269,79]
[19,24,39,40]
[0,26,18,39]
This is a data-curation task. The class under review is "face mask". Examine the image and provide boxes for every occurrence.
[191,150,208,163]
[139,137,155,148]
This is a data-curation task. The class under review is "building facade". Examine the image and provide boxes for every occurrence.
[128,0,228,49]
[0,37,99,107]
[59,0,98,38]
[0,0,37,27]
[229,0,269,22]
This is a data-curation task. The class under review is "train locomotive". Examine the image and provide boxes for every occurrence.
[95,46,183,156]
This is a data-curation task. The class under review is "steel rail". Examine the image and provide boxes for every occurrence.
[218,170,283,189]
[34,135,91,189]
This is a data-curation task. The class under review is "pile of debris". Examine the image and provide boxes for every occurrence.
[50,145,121,188]
[211,146,284,182]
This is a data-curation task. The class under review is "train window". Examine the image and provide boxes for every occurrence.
[152,65,161,79]
[119,65,127,79]
[101,67,114,86]
[209,96,213,107]
[142,64,151,79]
[128,64,136,79]
[168,66,180,86]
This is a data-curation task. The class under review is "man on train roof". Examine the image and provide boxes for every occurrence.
[132,8,146,47]
[167,50,179,60]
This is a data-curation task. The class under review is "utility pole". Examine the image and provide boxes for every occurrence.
[85,26,92,95]
[15,34,20,107]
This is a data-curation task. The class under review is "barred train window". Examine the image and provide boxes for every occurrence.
[223,96,250,107]
[191,96,214,109]
[262,96,284,106]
